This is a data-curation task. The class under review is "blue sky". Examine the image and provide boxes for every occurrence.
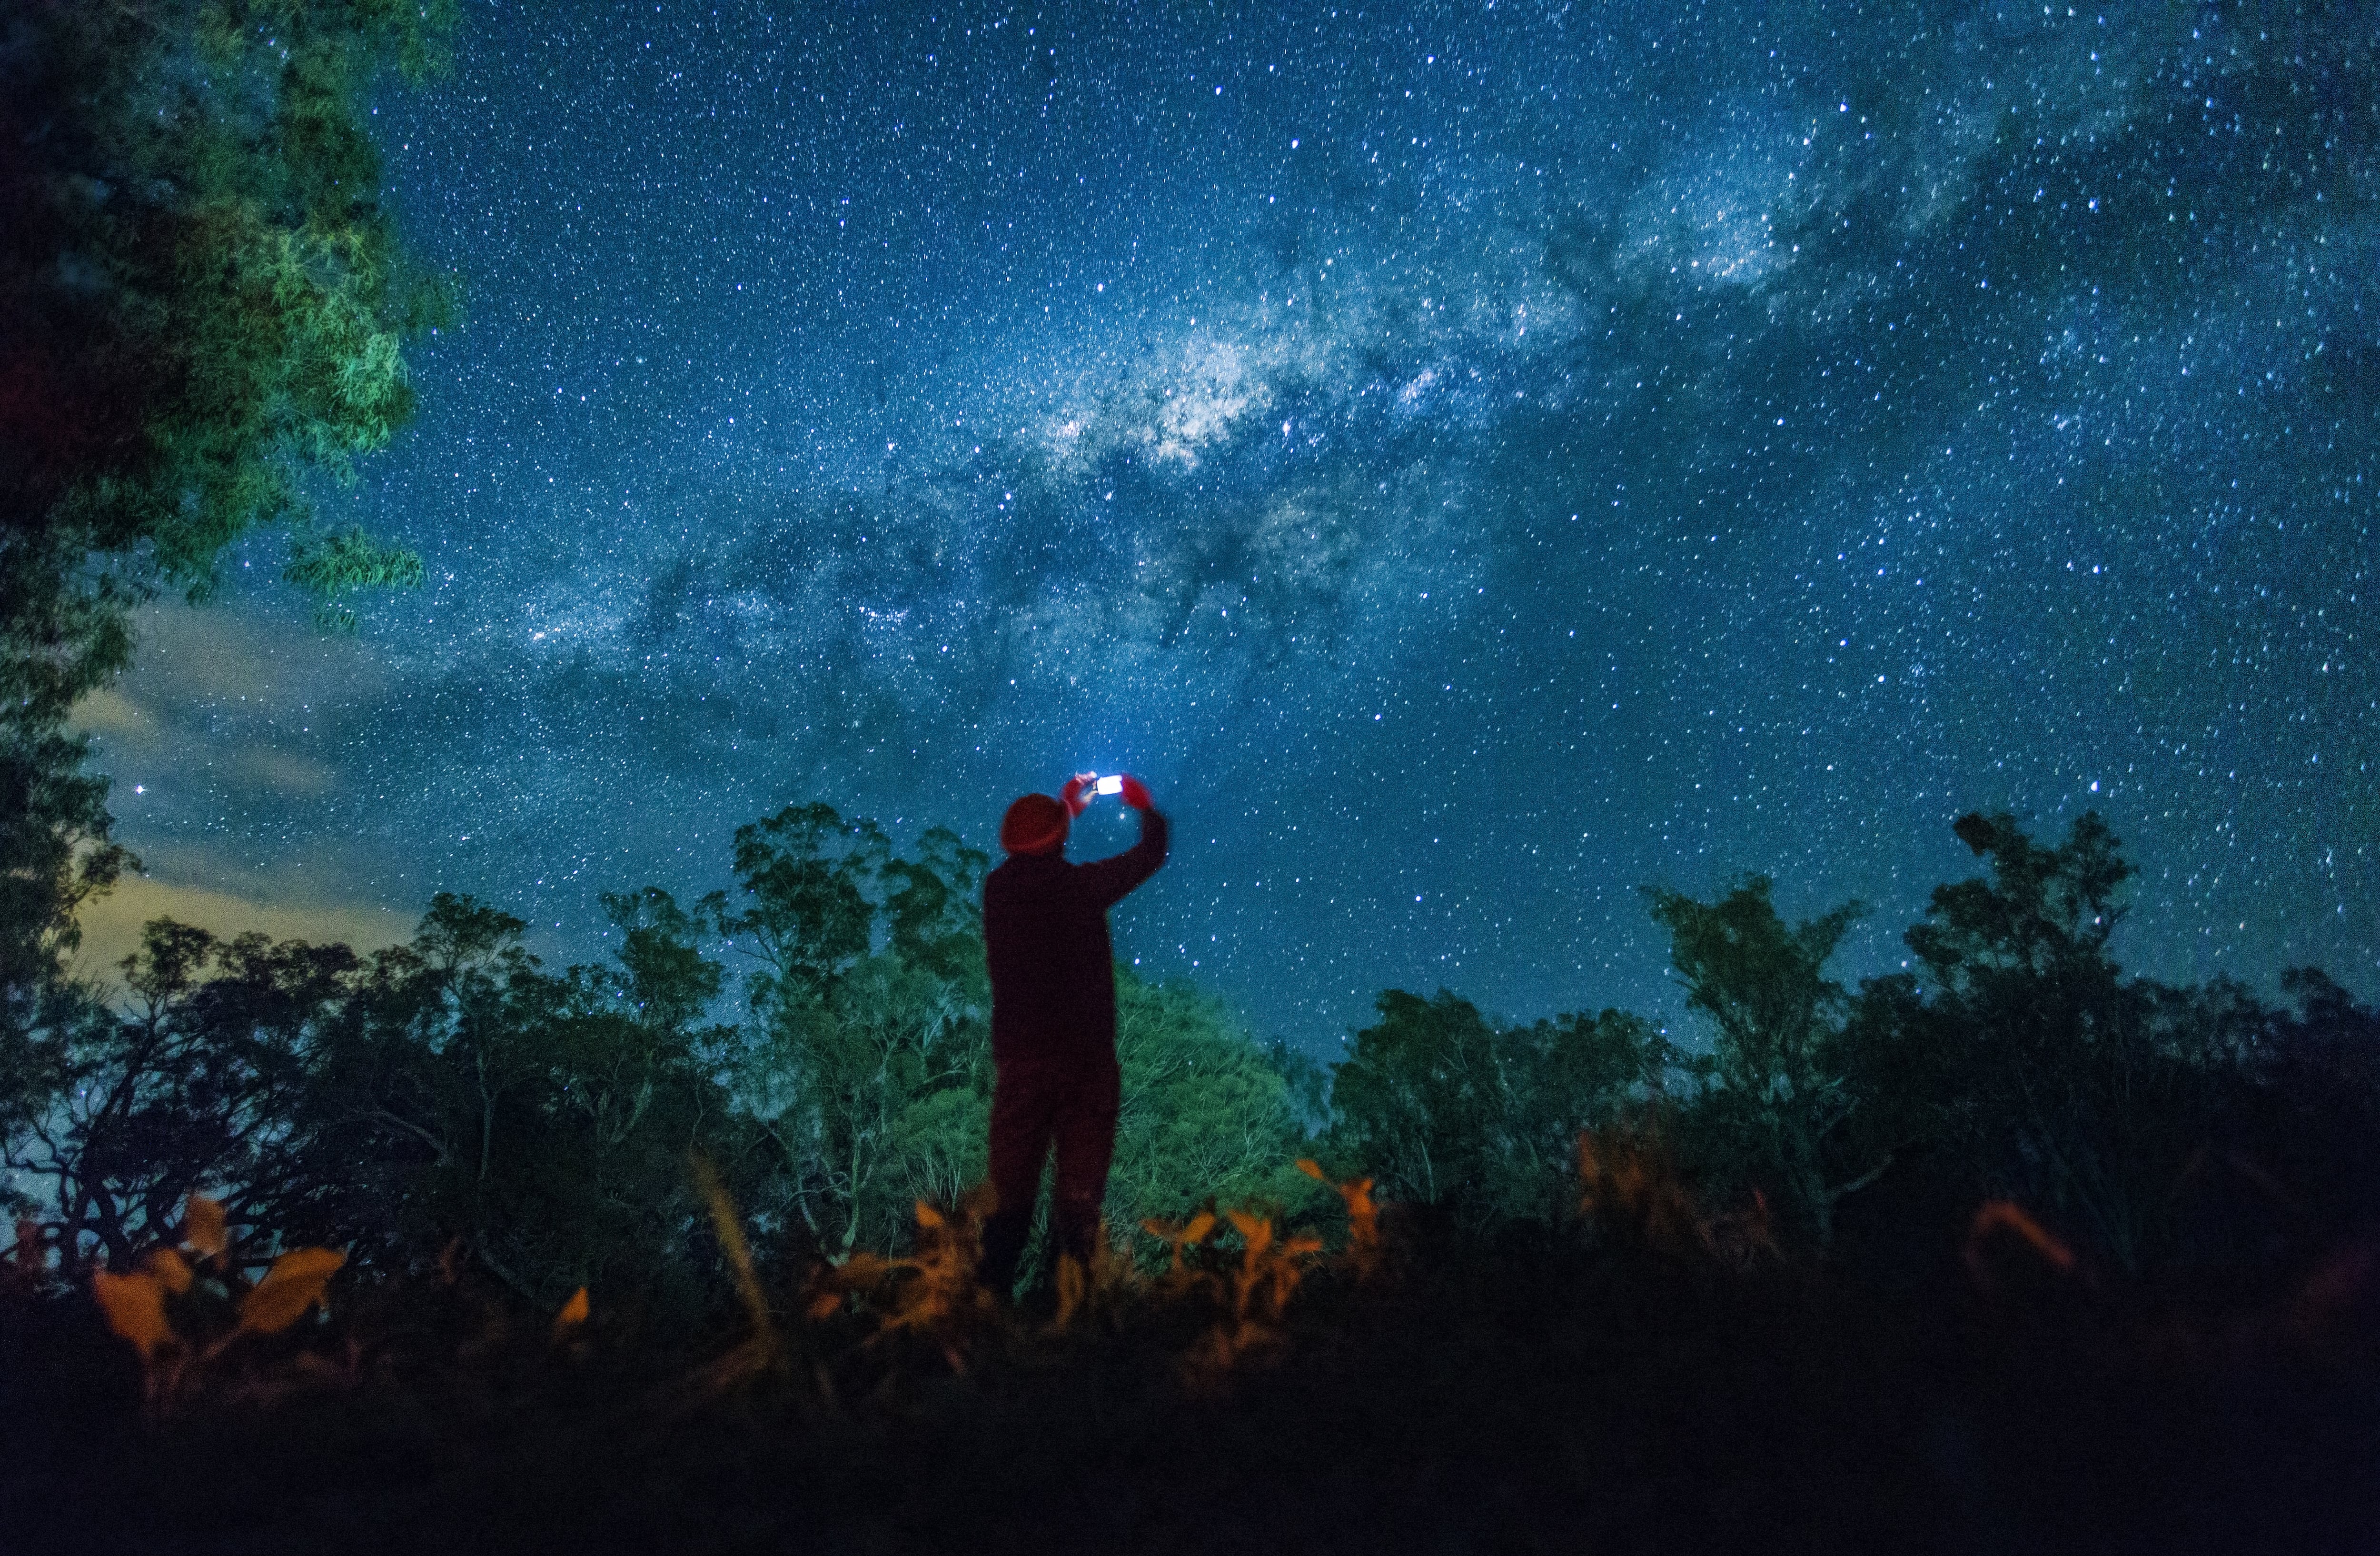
[81,0,2379,1049]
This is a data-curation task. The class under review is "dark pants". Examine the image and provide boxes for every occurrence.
[978,1051,1119,1295]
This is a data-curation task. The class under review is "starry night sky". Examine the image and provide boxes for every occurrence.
[73,0,2379,1051]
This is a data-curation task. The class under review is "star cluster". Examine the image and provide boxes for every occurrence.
[87,0,2379,1047]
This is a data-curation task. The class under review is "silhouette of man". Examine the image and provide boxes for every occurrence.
[977,771,1168,1295]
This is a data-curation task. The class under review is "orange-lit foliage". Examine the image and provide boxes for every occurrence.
[1705,1187,1780,1270]
[77,1132,2026,1415]
[803,1193,1016,1370]
[1047,1229,1142,1336]
[1177,1210,1325,1377]
[5,1218,44,1282]
[1963,1199,2079,1290]
[822,1202,984,1321]
[92,1263,177,1363]
[1141,1209,1219,1289]
[789,1191,1336,1381]
[68,1152,2292,1427]
[691,1153,781,1391]
[1571,1126,1777,1267]
[183,1195,229,1261]
[239,1249,347,1335]
[1051,1249,1091,1333]
[150,1246,197,1296]
[1576,1127,1704,1255]
[86,1192,347,1405]
[1296,1159,1379,1277]
[1226,1211,1322,1319]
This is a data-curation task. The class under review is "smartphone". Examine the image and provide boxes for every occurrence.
[1094,775,1124,797]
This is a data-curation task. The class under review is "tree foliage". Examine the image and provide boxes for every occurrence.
[714,804,1319,1262]
[1,0,457,1074]
[295,889,751,1308]
[1833,812,2264,1272]
[8,801,2375,1311]
[1109,972,1319,1231]
[719,804,990,1257]
[1325,989,1664,1231]
[1,919,347,1266]
[2,0,457,585]
[1645,877,1885,1246]
[5,889,756,1312]
[1321,813,2380,1273]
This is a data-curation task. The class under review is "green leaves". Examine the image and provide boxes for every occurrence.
[1641,877,1873,1246]
[723,804,892,1005]
[881,827,990,983]
[1850,812,2185,1271]
[713,807,1315,1263]
[1912,810,2134,986]
[3,0,458,1079]
[1323,987,1642,1231]
[412,892,529,974]
[1327,988,1505,1214]
[1644,876,1864,1107]
[22,789,2377,1336]
[1109,974,1320,1236]
[282,526,425,631]
[716,807,991,1255]
[7,0,458,606]
[598,887,727,1036]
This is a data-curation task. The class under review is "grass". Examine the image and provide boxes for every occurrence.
[4,1156,2375,1554]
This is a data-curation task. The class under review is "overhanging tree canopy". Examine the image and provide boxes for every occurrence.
[2,0,457,1042]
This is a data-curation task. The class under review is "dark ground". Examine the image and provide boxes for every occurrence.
[6,1218,2376,1556]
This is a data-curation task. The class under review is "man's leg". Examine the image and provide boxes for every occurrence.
[1049,1059,1122,1268]
[979,1057,1059,1296]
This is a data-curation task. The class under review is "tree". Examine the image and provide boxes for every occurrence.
[719,804,992,1257]
[1327,990,1510,1227]
[1263,1037,1332,1135]
[2,918,355,1274]
[1106,972,1319,1236]
[1,0,457,590]
[718,804,892,1007]
[2243,968,2380,1233]
[1,0,458,1108]
[0,560,136,1061]
[881,826,993,983]
[1325,989,1658,1231]
[1502,1006,1678,1208]
[1836,812,2239,1272]
[1646,876,1886,1247]
[717,801,1335,1260]
[317,892,751,1306]
[2,886,763,1306]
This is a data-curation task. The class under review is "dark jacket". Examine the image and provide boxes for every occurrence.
[982,808,1169,1065]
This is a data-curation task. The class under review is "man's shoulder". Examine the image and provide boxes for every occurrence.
[986,854,1075,892]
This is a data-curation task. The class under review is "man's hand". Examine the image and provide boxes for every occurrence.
[1060,772,1096,818]
[1117,774,1154,812]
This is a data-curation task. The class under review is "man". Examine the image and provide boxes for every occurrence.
[977,770,1168,1295]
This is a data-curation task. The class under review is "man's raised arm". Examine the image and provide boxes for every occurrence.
[1078,776,1168,909]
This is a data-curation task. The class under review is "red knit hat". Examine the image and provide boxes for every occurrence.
[999,793,1069,855]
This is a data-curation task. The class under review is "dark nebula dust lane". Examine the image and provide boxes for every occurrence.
[82,0,2379,1047]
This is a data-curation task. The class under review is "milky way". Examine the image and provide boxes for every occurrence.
[86,1,2379,1049]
